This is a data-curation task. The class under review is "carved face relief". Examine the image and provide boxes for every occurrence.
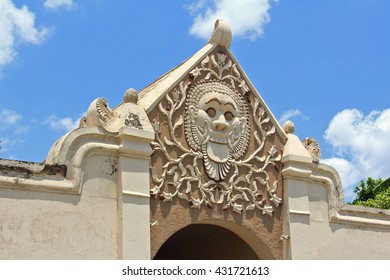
[185,80,250,181]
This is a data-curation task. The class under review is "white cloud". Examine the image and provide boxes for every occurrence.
[45,115,81,131]
[187,0,277,40]
[278,109,309,124]
[0,0,49,67]
[0,109,24,134]
[0,108,25,157]
[322,108,390,201]
[0,137,23,154]
[14,125,29,134]
[0,108,22,125]
[186,0,209,13]
[44,0,76,11]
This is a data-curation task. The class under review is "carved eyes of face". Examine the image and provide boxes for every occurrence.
[206,107,235,121]
[206,108,216,117]
[224,111,233,121]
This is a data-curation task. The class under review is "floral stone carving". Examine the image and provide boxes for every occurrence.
[150,52,282,216]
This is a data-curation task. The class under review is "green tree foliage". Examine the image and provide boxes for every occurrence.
[351,177,390,209]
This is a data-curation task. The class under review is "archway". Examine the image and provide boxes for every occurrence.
[154,224,259,260]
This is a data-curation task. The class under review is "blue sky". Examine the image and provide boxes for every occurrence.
[0,0,389,202]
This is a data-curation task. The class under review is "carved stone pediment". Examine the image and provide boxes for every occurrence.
[145,43,286,217]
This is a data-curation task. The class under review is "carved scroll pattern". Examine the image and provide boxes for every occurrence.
[150,53,282,216]
[190,53,250,94]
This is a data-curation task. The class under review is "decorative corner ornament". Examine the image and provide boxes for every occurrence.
[82,97,116,128]
[150,52,282,216]
[302,137,321,163]
[207,19,232,49]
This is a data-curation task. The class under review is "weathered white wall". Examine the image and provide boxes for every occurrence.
[308,183,390,259]
[282,127,390,260]
[0,154,118,259]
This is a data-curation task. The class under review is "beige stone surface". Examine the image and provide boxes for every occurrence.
[0,154,118,259]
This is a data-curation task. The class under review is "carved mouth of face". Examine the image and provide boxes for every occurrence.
[196,122,241,147]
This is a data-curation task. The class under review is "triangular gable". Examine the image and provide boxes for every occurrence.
[138,43,216,113]
[143,20,287,217]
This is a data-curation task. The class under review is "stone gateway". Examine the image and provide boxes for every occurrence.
[0,20,389,260]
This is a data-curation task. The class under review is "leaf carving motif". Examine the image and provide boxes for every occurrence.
[149,53,282,217]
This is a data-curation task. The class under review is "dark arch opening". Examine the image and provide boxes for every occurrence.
[154,224,259,260]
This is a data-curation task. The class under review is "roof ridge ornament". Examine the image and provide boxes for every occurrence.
[207,19,232,49]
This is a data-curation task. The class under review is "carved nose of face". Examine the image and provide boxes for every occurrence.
[212,119,228,131]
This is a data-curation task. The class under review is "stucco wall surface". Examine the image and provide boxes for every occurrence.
[282,129,390,259]
[0,154,118,259]
[308,183,390,259]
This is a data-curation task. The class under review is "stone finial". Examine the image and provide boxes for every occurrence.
[124,88,138,104]
[302,137,321,163]
[85,97,115,127]
[207,19,232,49]
[283,120,295,134]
